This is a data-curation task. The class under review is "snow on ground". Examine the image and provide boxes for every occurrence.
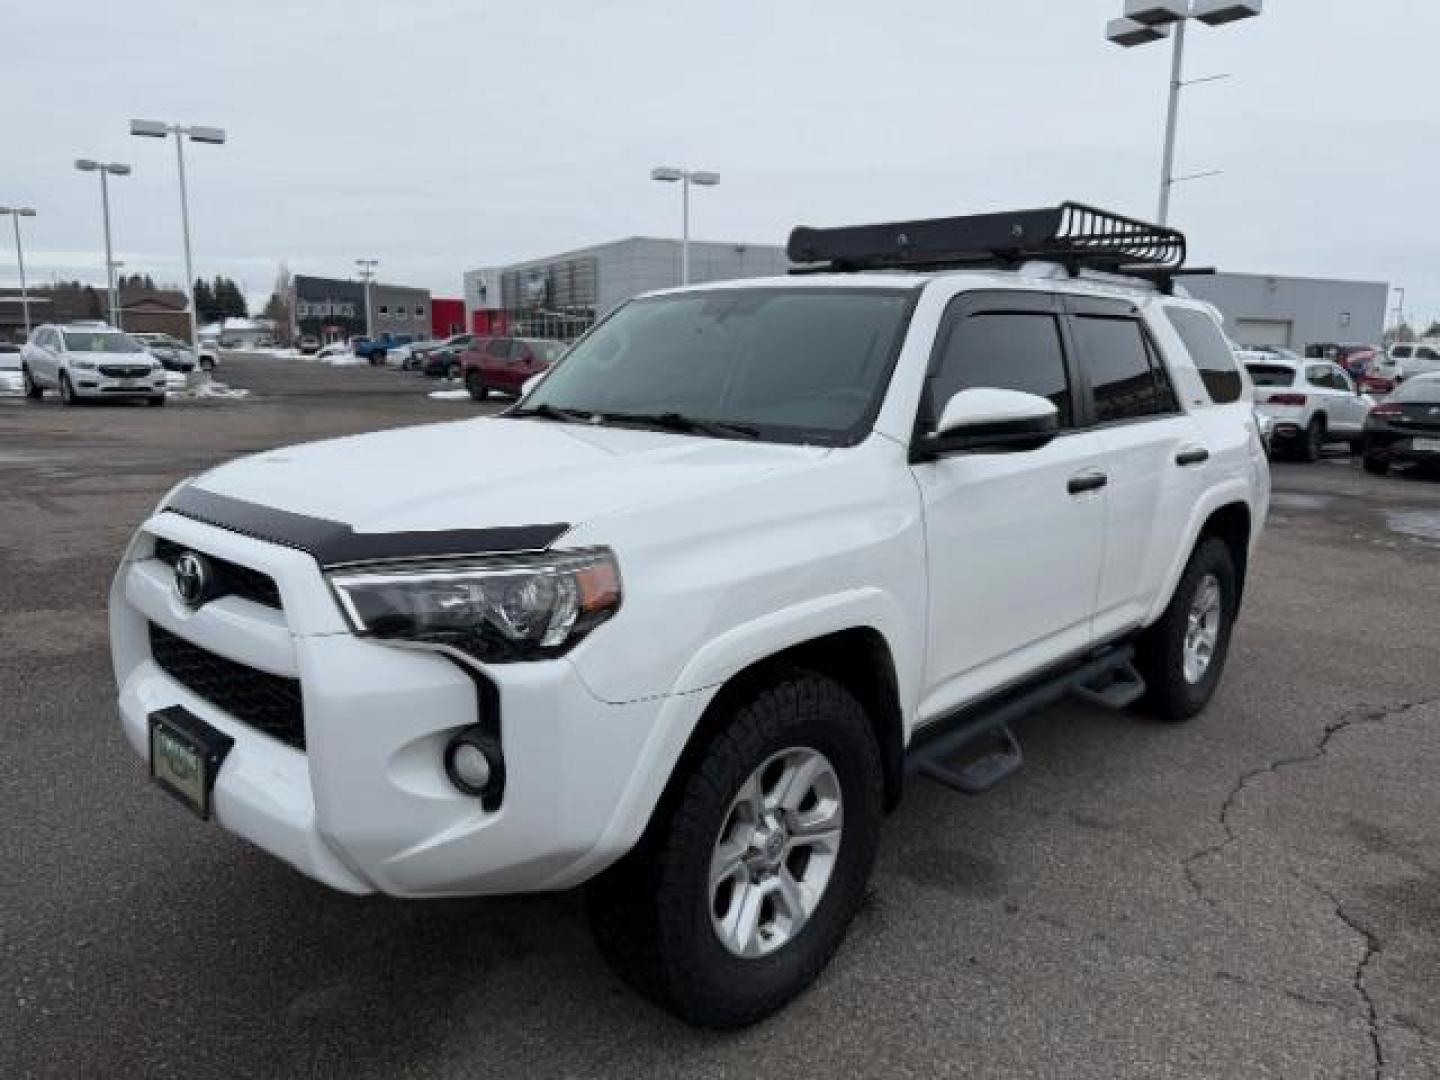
[427,388,472,401]
[0,371,24,396]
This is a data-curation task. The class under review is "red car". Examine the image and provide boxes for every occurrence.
[460,337,564,400]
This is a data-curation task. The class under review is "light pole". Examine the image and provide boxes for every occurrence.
[650,166,720,285]
[0,206,36,338]
[1106,1,1262,224]
[355,258,378,338]
[74,160,131,325]
[130,119,227,347]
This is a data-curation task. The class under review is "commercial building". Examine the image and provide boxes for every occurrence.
[291,275,433,343]
[429,297,466,339]
[1182,272,1388,349]
[371,283,431,340]
[465,238,790,340]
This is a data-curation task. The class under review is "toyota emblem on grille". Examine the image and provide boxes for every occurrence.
[173,551,211,608]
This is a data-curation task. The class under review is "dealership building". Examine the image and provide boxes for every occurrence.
[465,238,1387,348]
[464,237,790,340]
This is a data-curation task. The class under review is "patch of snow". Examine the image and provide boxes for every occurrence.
[0,371,24,396]
[427,389,473,401]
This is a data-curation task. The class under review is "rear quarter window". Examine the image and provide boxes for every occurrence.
[1164,306,1244,403]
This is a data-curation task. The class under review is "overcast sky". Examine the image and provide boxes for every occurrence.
[6,0,1437,326]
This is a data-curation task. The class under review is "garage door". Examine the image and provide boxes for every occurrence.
[1233,318,1292,347]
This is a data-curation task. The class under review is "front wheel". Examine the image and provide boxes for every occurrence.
[586,669,883,1028]
[22,366,43,400]
[1363,454,1388,476]
[464,370,489,401]
[1134,536,1238,723]
[59,373,78,407]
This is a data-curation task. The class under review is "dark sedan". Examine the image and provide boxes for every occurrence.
[1361,376,1440,475]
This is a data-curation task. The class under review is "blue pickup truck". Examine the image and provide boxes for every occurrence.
[351,333,416,365]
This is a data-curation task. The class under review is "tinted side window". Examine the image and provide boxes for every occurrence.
[1073,316,1167,423]
[1305,364,1333,389]
[933,312,1072,428]
[1164,306,1243,403]
[490,339,515,360]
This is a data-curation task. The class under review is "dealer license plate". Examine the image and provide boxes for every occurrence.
[148,707,233,818]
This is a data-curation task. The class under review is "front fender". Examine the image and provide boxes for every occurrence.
[545,589,921,890]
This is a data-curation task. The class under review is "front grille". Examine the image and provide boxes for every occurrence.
[152,536,283,610]
[99,364,152,377]
[149,623,306,750]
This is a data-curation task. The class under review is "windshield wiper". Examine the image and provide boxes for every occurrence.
[597,411,760,439]
[506,403,593,424]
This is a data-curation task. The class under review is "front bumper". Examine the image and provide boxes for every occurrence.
[75,371,167,396]
[111,512,673,897]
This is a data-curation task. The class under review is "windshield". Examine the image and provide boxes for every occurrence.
[62,331,143,353]
[518,288,914,444]
[1245,364,1295,387]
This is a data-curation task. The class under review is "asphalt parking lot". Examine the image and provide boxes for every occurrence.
[3,351,1439,1079]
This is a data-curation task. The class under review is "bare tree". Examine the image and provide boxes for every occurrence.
[261,261,294,345]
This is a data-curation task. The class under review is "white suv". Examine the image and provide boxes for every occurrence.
[1242,351,1371,460]
[1390,341,1440,381]
[110,204,1268,1027]
[21,322,168,405]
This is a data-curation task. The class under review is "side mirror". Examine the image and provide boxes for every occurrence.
[521,373,545,398]
[925,388,1059,456]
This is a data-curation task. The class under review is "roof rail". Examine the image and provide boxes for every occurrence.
[788,202,1190,292]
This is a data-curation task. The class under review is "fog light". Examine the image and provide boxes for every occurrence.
[444,728,504,799]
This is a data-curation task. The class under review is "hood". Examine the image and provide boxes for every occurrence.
[188,416,830,540]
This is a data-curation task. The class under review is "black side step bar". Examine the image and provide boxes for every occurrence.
[906,645,1143,795]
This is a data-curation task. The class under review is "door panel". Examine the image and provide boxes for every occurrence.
[913,433,1109,720]
[1091,416,1209,639]
[912,291,1107,722]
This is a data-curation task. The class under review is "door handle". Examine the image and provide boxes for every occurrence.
[1067,470,1108,495]
[1175,446,1210,467]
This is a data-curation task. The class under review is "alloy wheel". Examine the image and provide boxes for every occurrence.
[709,747,843,959]
[1182,573,1222,685]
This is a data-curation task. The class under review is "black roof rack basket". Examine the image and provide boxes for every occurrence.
[788,202,1188,290]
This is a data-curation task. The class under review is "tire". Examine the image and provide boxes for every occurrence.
[1298,416,1324,462]
[464,370,489,401]
[21,366,43,400]
[1134,536,1238,723]
[370,350,386,366]
[446,361,460,381]
[146,395,166,407]
[1348,437,1363,455]
[1363,454,1388,476]
[59,373,78,407]
[586,668,883,1028]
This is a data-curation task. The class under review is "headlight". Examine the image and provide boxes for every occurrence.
[74,359,97,370]
[328,548,621,663]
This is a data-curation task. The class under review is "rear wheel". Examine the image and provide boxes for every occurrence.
[22,366,43,400]
[464,370,489,401]
[1298,416,1325,462]
[1134,536,1238,723]
[586,668,883,1028]
[1363,454,1388,476]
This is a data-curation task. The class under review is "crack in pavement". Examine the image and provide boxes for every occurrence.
[1180,697,1440,908]
[1313,882,1386,1080]
[1180,695,1440,1080]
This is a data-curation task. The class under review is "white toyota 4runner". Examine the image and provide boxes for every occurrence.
[111,204,1269,1027]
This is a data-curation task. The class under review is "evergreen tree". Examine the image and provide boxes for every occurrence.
[193,278,217,323]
